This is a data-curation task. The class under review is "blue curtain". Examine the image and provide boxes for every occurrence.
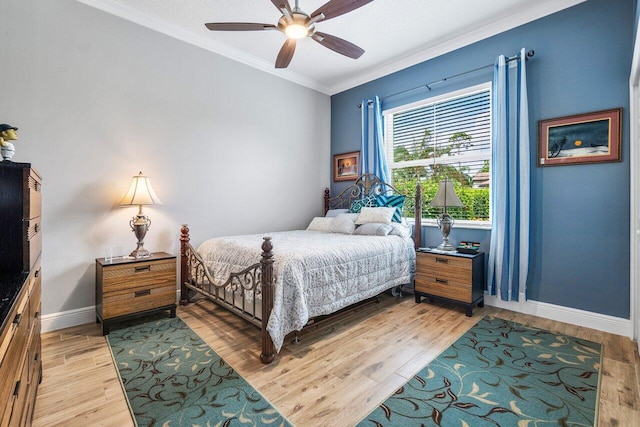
[361,95,390,184]
[487,48,530,302]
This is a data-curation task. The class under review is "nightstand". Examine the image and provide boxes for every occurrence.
[414,248,485,316]
[95,252,176,335]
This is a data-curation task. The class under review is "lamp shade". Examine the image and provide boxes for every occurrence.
[118,171,162,206]
[429,179,463,208]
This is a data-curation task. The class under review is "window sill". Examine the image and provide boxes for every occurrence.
[404,218,492,231]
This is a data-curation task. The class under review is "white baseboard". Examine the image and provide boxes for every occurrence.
[41,291,182,333]
[41,305,96,333]
[41,293,632,339]
[484,295,632,338]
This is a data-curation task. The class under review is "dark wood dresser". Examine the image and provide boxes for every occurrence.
[0,162,43,426]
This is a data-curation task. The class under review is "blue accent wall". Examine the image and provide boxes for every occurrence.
[331,0,634,318]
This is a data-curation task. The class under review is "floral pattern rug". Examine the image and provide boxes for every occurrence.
[106,316,291,427]
[358,315,602,426]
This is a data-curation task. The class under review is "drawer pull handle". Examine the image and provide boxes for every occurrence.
[34,223,40,233]
[435,258,449,264]
[13,380,21,397]
[135,289,151,297]
[436,278,448,285]
[135,266,151,273]
[13,313,22,325]
[35,269,41,278]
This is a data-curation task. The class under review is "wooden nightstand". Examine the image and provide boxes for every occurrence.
[414,249,485,316]
[96,252,176,335]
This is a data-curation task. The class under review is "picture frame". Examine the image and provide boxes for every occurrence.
[333,151,360,181]
[538,108,622,166]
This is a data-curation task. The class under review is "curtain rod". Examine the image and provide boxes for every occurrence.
[358,49,535,108]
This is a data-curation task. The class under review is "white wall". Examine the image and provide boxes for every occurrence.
[1,0,331,327]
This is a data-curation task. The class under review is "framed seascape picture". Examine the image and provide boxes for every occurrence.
[333,151,360,181]
[538,108,622,166]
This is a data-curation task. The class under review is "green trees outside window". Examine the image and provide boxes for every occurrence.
[385,83,492,223]
[391,129,490,222]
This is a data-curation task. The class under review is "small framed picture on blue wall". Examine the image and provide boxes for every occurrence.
[538,108,622,166]
[334,151,360,181]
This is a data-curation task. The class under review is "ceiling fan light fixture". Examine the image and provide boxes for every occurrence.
[206,0,372,68]
[285,23,308,39]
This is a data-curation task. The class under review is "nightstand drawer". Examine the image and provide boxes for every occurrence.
[415,275,472,302]
[102,259,175,293]
[103,284,175,318]
[416,252,471,282]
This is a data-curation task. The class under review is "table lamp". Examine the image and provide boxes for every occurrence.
[429,179,464,251]
[118,171,162,258]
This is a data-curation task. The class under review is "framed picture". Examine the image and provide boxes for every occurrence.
[333,151,360,181]
[538,108,622,166]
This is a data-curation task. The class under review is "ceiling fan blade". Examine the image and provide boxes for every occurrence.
[275,39,296,68]
[311,0,373,21]
[271,0,292,13]
[205,22,277,31]
[312,32,364,59]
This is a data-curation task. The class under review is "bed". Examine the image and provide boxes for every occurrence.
[179,173,424,364]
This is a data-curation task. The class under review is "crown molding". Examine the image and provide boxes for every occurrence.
[327,0,587,95]
[76,0,331,94]
[77,0,585,96]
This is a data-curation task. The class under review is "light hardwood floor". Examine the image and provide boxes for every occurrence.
[32,295,640,426]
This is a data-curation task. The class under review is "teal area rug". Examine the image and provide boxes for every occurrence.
[358,316,602,426]
[106,316,291,427]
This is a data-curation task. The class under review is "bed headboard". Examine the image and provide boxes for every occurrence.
[323,173,422,249]
[323,173,403,212]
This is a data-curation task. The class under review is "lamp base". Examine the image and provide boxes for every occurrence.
[437,213,456,251]
[129,246,151,258]
[436,240,455,252]
[129,212,152,259]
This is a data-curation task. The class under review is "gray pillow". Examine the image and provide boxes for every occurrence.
[330,213,357,234]
[325,208,350,218]
[354,223,393,236]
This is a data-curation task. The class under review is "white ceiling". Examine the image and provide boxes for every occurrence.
[78,0,585,95]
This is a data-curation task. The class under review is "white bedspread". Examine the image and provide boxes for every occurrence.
[197,230,415,352]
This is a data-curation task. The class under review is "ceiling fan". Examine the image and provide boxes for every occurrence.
[205,0,373,68]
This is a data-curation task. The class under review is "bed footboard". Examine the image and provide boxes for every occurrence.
[179,224,275,363]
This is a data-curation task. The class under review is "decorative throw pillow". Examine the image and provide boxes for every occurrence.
[376,194,406,223]
[349,195,377,213]
[355,207,396,225]
[306,217,334,232]
[330,213,357,234]
[354,223,394,236]
[325,208,350,218]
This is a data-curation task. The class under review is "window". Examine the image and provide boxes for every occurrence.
[384,82,491,226]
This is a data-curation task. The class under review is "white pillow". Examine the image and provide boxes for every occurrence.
[354,223,394,236]
[307,217,334,232]
[389,222,411,238]
[325,208,350,218]
[355,207,396,225]
[330,213,357,234]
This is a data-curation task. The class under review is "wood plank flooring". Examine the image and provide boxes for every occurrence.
[32,295,640,426]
